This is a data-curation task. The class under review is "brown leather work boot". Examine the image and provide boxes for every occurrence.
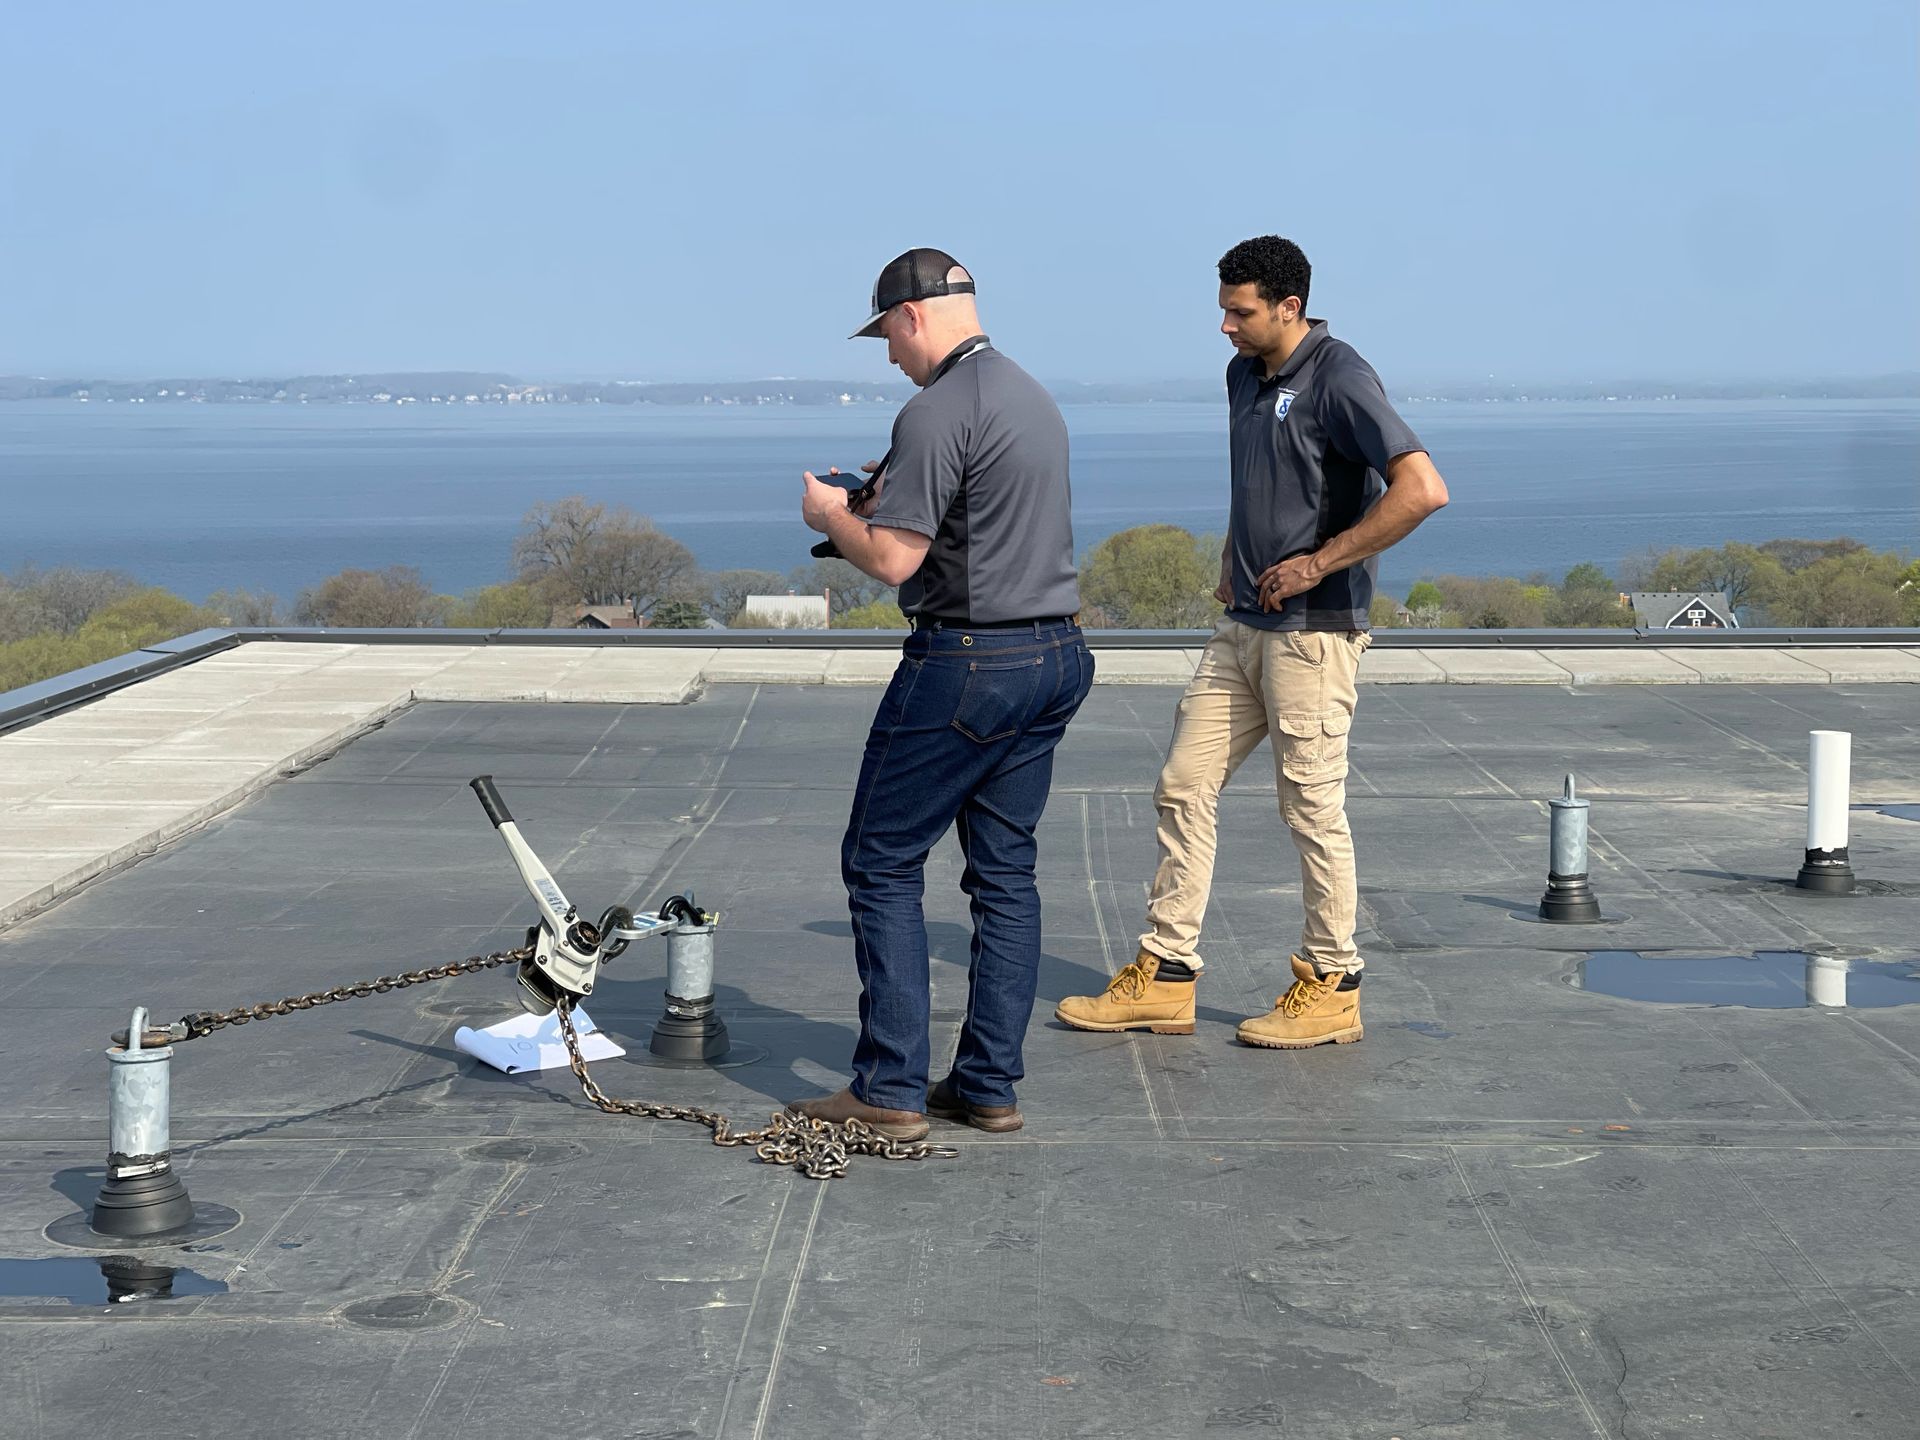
[1054,949,1197,1034]
[926,1077,1023,1133]
[785,1086,930,1141]
[1237,955,1363,1049]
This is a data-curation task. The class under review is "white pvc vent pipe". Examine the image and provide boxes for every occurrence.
[1806,730,1852,854]
[1805,954,1849,1008]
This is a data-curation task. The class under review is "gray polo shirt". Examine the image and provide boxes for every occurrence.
[864,335,1080,623]
[1224,320,1425,632]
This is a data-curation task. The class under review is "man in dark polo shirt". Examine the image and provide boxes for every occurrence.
[789,247,1093,1137]
[1058,235,1448,1049]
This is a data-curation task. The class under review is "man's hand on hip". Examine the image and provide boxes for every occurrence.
[1256,552,1324,610]
[1257,452,1449,609]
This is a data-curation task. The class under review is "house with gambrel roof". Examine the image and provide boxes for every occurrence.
[1627,590,1739,629]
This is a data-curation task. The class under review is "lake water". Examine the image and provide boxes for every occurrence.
[0,399,1914,603]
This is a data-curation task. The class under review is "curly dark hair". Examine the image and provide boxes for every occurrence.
[1218,235,1310,311]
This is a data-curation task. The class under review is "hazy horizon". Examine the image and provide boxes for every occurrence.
[6,365,1918,392]
[6,398,1913,605]
[3,2,1916,385]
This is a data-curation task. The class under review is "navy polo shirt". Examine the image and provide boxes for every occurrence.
[1224,320,1425,632]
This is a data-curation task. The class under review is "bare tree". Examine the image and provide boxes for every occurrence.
[293,567,443,627]
[512,497,608,580]
[6,565,143,633]
[791,557,888,615]
[1757,537,1867,573]
[703,568,788,623]
[580,522,697,613]
[204,588,281,626]
[0,582,55,644]
[512,496,696,614]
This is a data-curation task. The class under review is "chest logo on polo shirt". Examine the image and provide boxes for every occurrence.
[1272,389,1298,424]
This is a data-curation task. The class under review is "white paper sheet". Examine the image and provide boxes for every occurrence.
[454,1006,626,1074]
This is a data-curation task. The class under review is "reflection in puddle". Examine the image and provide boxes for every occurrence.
[1570,951,1920,1008]
[0,1255,228,1306]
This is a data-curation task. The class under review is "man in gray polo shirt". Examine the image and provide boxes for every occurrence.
[1058,234,1448,1050]
[788,248,1093,1138]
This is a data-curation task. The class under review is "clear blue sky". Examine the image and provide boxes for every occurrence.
[2,1,1915,384]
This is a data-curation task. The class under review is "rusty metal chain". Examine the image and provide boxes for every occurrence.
[188,946,535,1040]
[552,1001,957,1180]
[107,940,959,1181]
[112,944,539,1048]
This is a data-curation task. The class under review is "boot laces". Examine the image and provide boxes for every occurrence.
[1277,973,1335,1018]
[1107,961,1153,1000]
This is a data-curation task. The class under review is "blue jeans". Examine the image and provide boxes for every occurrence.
[842,619,1094,1111]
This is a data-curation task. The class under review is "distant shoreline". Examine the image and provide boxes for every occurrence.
[4,399,1911,611]
[3,372,1917,408]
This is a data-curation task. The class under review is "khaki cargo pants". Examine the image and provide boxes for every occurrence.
[1138,618,1371,975]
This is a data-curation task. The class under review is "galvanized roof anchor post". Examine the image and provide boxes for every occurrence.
[1796,730,1857,894]
[650,897,730,1062]
[91,1006,195,1238]
[1539,774,1604,924]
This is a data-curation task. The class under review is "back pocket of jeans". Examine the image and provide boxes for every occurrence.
[951,657,1044,742]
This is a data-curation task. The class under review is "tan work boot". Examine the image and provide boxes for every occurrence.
[1237,956,1363,1049]
[1054,950,1197,1034]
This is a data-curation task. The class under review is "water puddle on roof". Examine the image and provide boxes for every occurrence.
[1569,951,1920,1009]
[0,1255,227,1306]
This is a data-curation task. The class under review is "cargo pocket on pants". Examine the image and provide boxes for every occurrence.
[1275,709,1352,784]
